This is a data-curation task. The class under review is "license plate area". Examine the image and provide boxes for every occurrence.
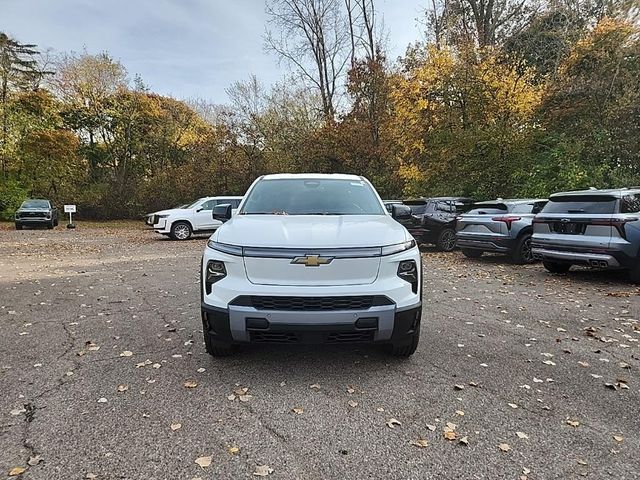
[552,222,586,235]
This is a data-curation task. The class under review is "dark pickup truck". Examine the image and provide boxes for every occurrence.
[15,199,59,230]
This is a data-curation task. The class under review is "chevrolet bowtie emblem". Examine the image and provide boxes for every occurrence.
[291,255,334,267]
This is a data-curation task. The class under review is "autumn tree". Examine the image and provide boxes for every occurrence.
[0,32,46,177]
[265,0,351,119]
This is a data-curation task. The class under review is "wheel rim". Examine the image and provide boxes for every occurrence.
[174,224,190,240]
[522,237,533,262]
[442,231,456,251]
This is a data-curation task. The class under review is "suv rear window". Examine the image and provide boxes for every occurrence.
[467,203,508,215]
[542,195,617,214]
[403,201,428,215]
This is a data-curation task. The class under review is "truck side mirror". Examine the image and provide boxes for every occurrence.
[212,204,232,222]
[391,204,412,220]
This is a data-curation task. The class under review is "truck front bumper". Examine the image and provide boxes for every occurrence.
[202,301,421,345]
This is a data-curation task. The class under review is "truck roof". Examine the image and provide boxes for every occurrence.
[261,173,363,181]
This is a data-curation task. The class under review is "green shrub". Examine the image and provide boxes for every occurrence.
[0,178,28,221]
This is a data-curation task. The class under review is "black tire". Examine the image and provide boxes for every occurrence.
[202,315,236,357]
[436,228,457,252]
[543,260,571,274]
[47,219,54,229]
[54,218,59,227]
[170,221,192,241]
[511,234,534,265]
[390,327,420,357]
[15,223,22,230]
[462,248,483,259]
[629,262,640,285]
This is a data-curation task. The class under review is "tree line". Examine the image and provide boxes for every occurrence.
[0,0,638,219]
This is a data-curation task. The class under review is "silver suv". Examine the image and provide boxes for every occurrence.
[532,188,640,283]
[456,199,547,264]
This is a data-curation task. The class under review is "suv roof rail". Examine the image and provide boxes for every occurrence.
[588,186,598,191]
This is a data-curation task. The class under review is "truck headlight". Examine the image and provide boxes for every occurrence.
[205,260,226,294]
[397,260,419,293]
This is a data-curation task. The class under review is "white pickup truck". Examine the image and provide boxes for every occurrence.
[200,174,422,357]
[146,196,243,240]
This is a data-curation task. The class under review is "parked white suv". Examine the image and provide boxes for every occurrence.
[146,196,243,240]
[200,174,422,357]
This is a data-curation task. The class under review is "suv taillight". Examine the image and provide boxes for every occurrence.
[592,218,639,239]
[492,216,521,229]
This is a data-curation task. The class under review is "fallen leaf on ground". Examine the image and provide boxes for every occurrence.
[170,423,182,431]
[238,394,253,402]
[184,380,198,388]
[516,431,529,439]
[9,467,26,476]
[348,400,358,408]
[499,443,511,452]
[454,384,465,390]
[410,439,429,448]
[442,427,456,440]
[613,435,624,442]
[426,424,436,431]
[566,420,580,427]
[455,410,464,416]
[254,465,274,476]
[508,403,518,409]
[197,368,206,373]
[120,350,133,357]
[10,408,26,416]
[310,383,321,389]
[116,384,128,393]
[292,407,304,415]
[227,446,240,454]
[97,397,108,403]
[386,418,401,428]
[195,456,212,469]
[27,455,43,466]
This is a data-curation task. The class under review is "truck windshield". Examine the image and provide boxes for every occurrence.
[21,200,49,209]
[241,178,385,215]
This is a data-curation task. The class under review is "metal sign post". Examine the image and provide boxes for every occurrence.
[64,205,77,229]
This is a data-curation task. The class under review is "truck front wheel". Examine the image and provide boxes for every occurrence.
[390,328,420,357]
[202,315,236,357]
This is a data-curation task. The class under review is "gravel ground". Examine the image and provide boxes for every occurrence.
[0,224,639,480]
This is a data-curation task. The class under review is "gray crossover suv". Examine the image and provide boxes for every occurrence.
[531,188,640,283]
[456,199,548,264]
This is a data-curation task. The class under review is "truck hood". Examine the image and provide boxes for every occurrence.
[17,208,51,213]
[215,214,409,248]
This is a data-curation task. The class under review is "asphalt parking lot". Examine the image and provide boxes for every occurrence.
[1,224,639,480]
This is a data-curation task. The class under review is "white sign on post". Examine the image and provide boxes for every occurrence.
[64,204,77,228]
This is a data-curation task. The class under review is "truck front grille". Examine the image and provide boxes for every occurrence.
[248,295,375,311]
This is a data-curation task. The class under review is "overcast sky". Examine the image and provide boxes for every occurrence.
[4,0,426,103]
